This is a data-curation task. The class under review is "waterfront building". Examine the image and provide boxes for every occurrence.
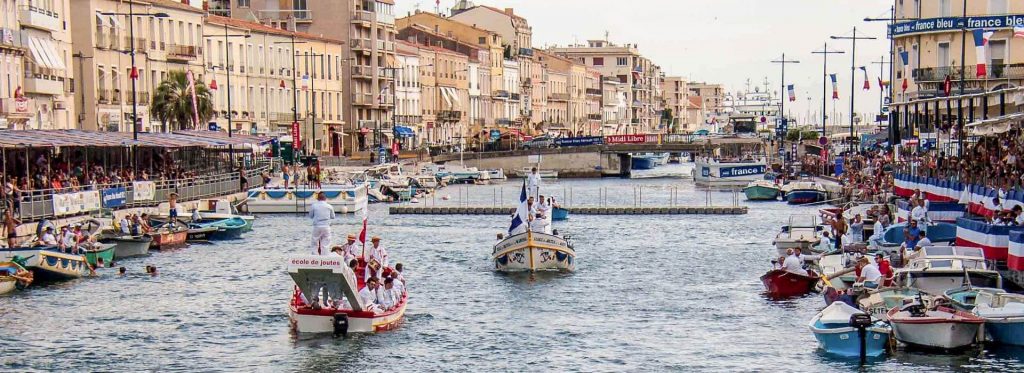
[71,0,202,133]
[417,45,469,148]
[688,82,726,127]
[602,78,629,134]
[585,70,603,136]
[1,0,73,130]
[549,39,663,134]
[211,0,397,156]
[661,76,692,133]
[534,49,569,136]
[501,59,520,133]
[525,58,546,130]
[893,1,1024,102]
[395,40,422,149]
[204,16,345,155]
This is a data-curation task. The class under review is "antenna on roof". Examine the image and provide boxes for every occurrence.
[605,30,609,43]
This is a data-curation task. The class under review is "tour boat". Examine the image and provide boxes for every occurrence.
[808,301,891,357]
[245,184,369,214]
[760,268,819,299]
[888,303,984,350]
[148,226,189,250]
[973,289,1024,346]
[773,215,822,257]
[81,242,117,268]
[692,137,768,187]
[492,231,575,272]
[784,181,828,205]
[99,234,152,259]
[286,255,408,335]
[630,155,659,170]
[0,261,33,294]
[0,247,89,280]
[742,180,781,201]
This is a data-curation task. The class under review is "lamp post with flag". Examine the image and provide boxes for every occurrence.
[771,54,799,166]
[98,6,169,139]
[812,44,845,138]
[831,27,877,154]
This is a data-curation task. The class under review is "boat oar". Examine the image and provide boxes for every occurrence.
[820,266,858,288]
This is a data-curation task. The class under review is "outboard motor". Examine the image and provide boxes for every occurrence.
[849,313,874,364]
[332,313,349,338]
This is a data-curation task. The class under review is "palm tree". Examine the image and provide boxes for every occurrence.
[150,70,214,131]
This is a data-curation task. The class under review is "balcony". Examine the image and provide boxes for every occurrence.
[98,89,112,104]
[352,92,374,106]
[396,114,422,124]
[270,112,302,123]
[376,40,394,52]
[439,110,462,122]
[0,98,34,118]
[126,91,150,105]
[352,10,373,25]
[167,44,198,62]
[518,48,534,57]
[548,93,570,101]
[351,65,373,79]
[351,38,371,53]
[496,118,513,125]
[913,64,1024,82]
[24,70,64,96]
[510,92,521,101]
[123,37,147,53]
[492,90,510,99]
[586,88,602,96]
[588,113,602,120]
[293,9,313,23]
[19,5,61,32]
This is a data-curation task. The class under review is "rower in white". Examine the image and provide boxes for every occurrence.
[527,167,542,199]
[340,234,361,262]
[364,236,388,280]
[358,276,384,313]
[782,248,808,276]
[307,192,336,255]
[380,277,400,310]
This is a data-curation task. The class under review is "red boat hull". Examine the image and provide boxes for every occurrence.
[150,230,187,249]
[760,269,818,298]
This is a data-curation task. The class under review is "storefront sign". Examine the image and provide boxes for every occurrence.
[132,181,155,201]
[555,136,604,147]
[890,15,1024,37]
[605,134,648,144]
[101,187,127,208]
[291,121,302,150]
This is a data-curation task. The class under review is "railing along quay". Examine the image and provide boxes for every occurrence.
[389,205,748,215]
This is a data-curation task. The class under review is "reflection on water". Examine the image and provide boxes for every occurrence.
[0,164,1022,371]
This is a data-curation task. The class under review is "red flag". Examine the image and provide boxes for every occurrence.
[863,79,870,91]
[209,79,218,91]
[943,75,952,96]
[130,66,139,80]
[902,78,908,93]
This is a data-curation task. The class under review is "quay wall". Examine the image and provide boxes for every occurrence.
[446,152,625,178]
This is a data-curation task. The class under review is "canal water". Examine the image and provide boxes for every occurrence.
[1,164,1022,371]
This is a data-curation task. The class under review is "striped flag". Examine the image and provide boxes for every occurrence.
[787,84,795,102]
[185,70,200,128]
[359,186,369,256]
[859,66,870,91]
[973,29,993,78]
[508,180,528,235]
[1015,26,1024,38]
[900,50,910,93]
[829,74,839,100]
[378,85,390,105]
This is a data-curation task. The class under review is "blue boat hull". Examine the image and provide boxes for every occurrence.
[631,157,657,170]
[193,218,247,240]
[812,327,889,357]
[552,207,569,221]
[986,320,1024,346]
[787,190,826,204]
[206,227,244,240]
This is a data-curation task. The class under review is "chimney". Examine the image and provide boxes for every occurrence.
[504,8,514,16]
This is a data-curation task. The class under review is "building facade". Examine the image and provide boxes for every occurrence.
[3,0,73,130]
[550,39,663,134]
[418,45,468,148]
[688,82,725,126]
[395,40,422,149]
[662,76,692,133]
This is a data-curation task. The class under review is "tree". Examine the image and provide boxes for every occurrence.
[150,70,214,131]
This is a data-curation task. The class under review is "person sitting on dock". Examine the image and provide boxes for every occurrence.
[782,248,808,276]
[359,276,383,313]
[340,234,360,262]
[307,192,336,255]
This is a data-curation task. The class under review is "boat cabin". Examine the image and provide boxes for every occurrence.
[697,137,766,163]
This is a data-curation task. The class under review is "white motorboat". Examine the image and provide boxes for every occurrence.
[815,252,873,291]
[245,184,368,214]
[773,215,822,257]
[287,255,407,335]
[486,169,507,180]
[893,246,1003,295]
[492,231,575,272]
[193,198,256,231]
[692,137,768,187]
[411,175,440,190]
[973,290,1024,346]
[888,301,984,350]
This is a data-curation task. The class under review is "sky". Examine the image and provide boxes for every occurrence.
[395,0,894,126]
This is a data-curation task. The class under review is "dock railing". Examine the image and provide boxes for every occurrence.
[412,184,742,209]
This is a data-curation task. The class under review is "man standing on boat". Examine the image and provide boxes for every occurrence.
[365,236,388,280]
[307,192,336,255]
[527,167,542,199]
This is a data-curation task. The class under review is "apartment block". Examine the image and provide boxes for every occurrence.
[2,0,73,130]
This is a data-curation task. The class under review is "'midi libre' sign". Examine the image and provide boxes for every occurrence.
[891,15,1024,37]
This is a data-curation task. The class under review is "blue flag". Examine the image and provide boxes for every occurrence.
[508,180,527,235]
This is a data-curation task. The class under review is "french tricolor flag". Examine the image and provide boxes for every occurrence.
[956,218,1012,261]
[973,29,994,78]
[1009,231,1024,271]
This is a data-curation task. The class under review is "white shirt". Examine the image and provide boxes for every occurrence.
[782,254,808,276]
[527,173,541,190]
[379,286,399,309]
[359,286,380,306]
[910,206,926,222]
[369,244,388,267]
[119,218,131,234]
[861,263,883,283]
[915,237,933,248]
[41,233,57,246]
[61,231,77,248]
[818,236,832,252]
[307,200,336,227]
[870,221,884,240]
[1016,213,1024,226]
[341,241,360,259]
[393,278,406,295]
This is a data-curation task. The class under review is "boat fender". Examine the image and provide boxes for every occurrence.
[332,313,349,338]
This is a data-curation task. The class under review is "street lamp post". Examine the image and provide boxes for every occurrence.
[812,44,845,138]
[273,39,308,160]
[294,49,326,156]
[771,54,799,167]
[98,7,168,140]
[831,27,877,154]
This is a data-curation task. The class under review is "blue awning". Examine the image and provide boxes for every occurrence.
[394,126,415,138]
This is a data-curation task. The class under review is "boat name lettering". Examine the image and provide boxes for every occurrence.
[719,165,766,178]
[289,258,343,267]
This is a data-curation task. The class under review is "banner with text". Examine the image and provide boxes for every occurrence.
[605,134,656,144]
[555,136,604,147]
[52,190,101,216]
[891,15,1024,37]
[133,181,155,201]
[101,187,127,208]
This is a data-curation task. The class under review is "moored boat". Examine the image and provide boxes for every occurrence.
[808,301,890,357]
[99,234,152,259]
[784,181,827,205]
[193,199,256,232]
[148,226,189,250]
[551,206,569,221]
[245,184,368,214]
[0,247,89,280]
[186,226,219,241]
[630,155,659,170]
[492,231,575,272]
[743,180,781,201]
[190,217,247,240]
[973,289,1024,346]
[773,215,821,257]
[81,242,116,268]
[286,255,408,334]
[760,268,819,298]
[692,137,768,187]
[943,286,1006,312]
[888,302,984,350]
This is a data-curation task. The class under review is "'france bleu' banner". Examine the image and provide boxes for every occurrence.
[101,187,127,208]
[719,165,766,178]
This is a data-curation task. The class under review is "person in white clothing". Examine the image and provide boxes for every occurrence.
[358,277,383,313]
[914,231,933,249]
[910,199,927,226]
[365,236,388,280]
[818,231,833,253]
[307,192,336,254]
[856,257,883,288]
[340,234,360,262]
[869,219,886,250]
[379,277,400,310]
[527,167,542,199]
[39,227,58,246]
[782,250,808,276]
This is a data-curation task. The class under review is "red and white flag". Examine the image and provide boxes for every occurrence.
[1015,26,1024,39]
[358,187,369,257]
[185,70,200,128]
[973,29,994,78]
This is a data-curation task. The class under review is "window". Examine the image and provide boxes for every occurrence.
[990,0,1008,14]
[593,57,604,66]
[937,42,950,67]
[478,36,486,45]
[238,0,250,7]
[990,40,1007,68]
[939,0,951,17]
[616,57,627,66]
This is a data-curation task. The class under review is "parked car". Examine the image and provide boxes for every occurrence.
[522,136,557,149]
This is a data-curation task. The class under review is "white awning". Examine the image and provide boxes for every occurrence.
[109,14,124,29]
[446,87,462,109]
[967,112,1024,136]
[95,12,107,27]
[440,87,454,109]
[25,37,47,68]
[40,38,65,70]
[27,37,65,70]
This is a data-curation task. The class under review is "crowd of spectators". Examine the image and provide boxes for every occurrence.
[901,130,1023,191]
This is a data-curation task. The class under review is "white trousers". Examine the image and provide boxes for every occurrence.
[311,226,331,255]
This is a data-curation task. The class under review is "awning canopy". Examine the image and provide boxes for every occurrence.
[0,130,273,149]
[26,37,66,70]
[966,112,1024,137]
[440,87,454,109]
[394,126,415,137]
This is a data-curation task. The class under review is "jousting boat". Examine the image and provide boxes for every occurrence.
[287,255,407,335]
[0,261,33,294]
[492,231,575,272]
